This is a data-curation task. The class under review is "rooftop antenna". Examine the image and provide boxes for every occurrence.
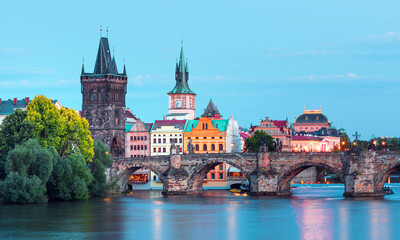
[82,57,84,64]
[106,26,109,37]
[100,25,102,37]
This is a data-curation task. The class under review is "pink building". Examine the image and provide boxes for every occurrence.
[125,119,151,157]
[253,117,292,151]
[293,109,330,133]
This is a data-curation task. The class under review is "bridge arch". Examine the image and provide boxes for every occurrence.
[186,157,252,194]
[117,162,166,190]
[374,163,400,190]
[277,161,344,195]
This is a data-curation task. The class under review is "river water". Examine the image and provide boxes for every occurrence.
[1,184,400,240]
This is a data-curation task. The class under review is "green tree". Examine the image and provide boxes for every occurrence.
[0,172,47,204]
[26,95,94,162]
[244,130,274,152]
[47,153,93,201]
[0,139,54,203]
[0,109,34,179]
[89,141,113,197]
[339,133,351,151]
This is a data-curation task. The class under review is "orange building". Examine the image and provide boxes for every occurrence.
[184,116,229,187]
[253,117,292,151]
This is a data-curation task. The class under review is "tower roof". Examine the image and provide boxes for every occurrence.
[90,37,124,75]
[168,41,195,95]
[201,99,222,118]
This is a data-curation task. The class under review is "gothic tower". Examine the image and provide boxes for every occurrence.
[81,35,127,157]
[167,41,196,120]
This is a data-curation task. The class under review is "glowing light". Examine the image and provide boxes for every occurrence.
[373,141,377,145]
[242,193,248,196]
[301,180,304,184]
[105,151,109,155]
[388,177,391,183]
[382,141,386,145]
[353,142,356,146]
[342,141,345,145]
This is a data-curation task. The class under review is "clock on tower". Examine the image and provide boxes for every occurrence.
[167,41,196,120]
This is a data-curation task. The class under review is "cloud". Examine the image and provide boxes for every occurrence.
[0,47,25,55]
[130,74,152,86]
[365,32,400,42]
[286,73,361,82]
[347,73,357,78]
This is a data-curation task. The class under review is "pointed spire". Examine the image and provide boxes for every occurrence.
[123,59,126,76]
[81,57,85,75]
[168,41,195,95]
[202,99,222,118]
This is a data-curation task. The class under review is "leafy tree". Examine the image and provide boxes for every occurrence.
[47,153,93,201]
[0,109,34,179]
[0,172,47,204]
[0,139,54,203]
[244,130,274,152]
[26,95,94,162]
[5,139,53,184]
[89,141,113,197]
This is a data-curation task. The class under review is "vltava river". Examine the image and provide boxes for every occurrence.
[1,184,400,240]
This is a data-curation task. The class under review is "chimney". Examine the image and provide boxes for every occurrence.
[13,98,17,105]
[25,97,29,104]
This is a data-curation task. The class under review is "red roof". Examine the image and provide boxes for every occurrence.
[292,135,323,141]
[240,132,250,139]
[126,110,137,120]
[152,119,186,131]
[272,120,287,132]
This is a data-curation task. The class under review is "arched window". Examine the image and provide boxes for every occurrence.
[211,144,215,151]
[195,144,199,151]
[115,109,119,126]
[219,144,223,151]
[203,144,207,151]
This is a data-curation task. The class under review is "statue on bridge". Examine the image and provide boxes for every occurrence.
[274,139,282,152]
[188,139,195,155]
[171,139,178,155]
[258,136,268,153]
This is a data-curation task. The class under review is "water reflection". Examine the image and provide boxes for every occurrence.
[1,186,400,239]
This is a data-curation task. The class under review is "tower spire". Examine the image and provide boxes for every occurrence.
[81,57,85,75]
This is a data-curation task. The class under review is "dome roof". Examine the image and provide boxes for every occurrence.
[294,110,329,124]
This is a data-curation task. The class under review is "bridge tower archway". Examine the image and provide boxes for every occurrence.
[186,158,252,195]
[117,164,166,191]
[375,163,400,192]
[277,162,344,195]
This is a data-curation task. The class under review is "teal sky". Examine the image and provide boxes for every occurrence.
[1,1,400,139]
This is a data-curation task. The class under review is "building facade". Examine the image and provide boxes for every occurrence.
[81,35,127,157]
[167,42,196,120]
[125,119,151,158]
[150,120,186,156]
[253,117,292,151]
[293,108,330,133]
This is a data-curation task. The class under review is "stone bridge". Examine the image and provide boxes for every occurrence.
[107,151,400,197]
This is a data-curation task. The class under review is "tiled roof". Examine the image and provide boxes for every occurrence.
[201,99,222,118]
[292,135,323,141]
[152,119,186,131]
[125,110,137,119]
[272,120,287,132]
[125,124,133,132]
[145,123,153,132]
[239,132,250,139]
[0,98,58,115]
[294,113,329,124]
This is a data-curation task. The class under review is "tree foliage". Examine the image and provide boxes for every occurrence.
[0,139,53,203]
[26,95,94,162]
[47,153,93,201]
[89,141,113,197]
[244,130,274,152]
[0,109,34,179]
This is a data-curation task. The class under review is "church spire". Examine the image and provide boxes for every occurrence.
[168,41,195,95]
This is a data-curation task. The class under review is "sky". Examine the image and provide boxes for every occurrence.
[1,0,400,140]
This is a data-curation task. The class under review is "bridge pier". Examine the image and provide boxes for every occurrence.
[161,154,190,195]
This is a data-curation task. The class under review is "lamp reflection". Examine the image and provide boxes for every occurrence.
[369,201,390,240]
[152,208,162,240]
[294,200,333,240]
[227,201,238,240]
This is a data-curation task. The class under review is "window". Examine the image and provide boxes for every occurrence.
[179,138,182,143]
[203,137,206,139]
[141,145,144,150]
[219,173,223,179]
[141,136,144,141]
[134,145,137,150]
[211,144,215,151]
[130,136,133,141]
[211,137,215,139]
[153,148,156,152]
[203,144,207,151]
[153,175,157,181]
[219,164,223,170]
[219,144,223,151]
[196,137,199,139]
[163,138,166,143]
[153,139,156,143]
[130,145,133,150]
[145,145,147,150]
[188,137,191,139]
[130,155,133,158]
[158,148,161,152]
[163,148,166,152]
[158,139,161,143]
[144,136,147,140]
[195,144,199,151]
[211,173,215,179]
[134,136,137,141]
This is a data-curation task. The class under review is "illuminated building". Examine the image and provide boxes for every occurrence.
[253,117,292,151]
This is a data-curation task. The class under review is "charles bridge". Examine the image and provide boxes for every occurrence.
[108,149,400,197]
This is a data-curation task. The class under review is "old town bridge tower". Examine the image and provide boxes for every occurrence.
[81,35,127,157]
